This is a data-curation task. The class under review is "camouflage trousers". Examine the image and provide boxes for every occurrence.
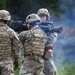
[19,56,45,75]
[0,60,14,75]
[44,58,57,75]
[44,67,57,75]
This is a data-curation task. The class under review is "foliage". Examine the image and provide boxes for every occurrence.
[57,63,75,75]
[0,0,74,20]
[0,0,7,9]
[0,0,60,20]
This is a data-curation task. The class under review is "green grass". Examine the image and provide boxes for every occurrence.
[57,63,75,75]
[15,56,75,75]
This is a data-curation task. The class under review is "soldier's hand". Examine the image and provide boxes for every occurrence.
[14,56,19,70]
[14,59,19,70]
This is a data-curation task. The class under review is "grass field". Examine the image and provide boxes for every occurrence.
[15,56,75,75]
[57,63,75,75]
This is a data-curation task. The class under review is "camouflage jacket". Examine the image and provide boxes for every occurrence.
[0,24,20,60]
[18,26,47,59]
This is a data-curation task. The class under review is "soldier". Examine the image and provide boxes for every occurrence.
[37,8,58,75]
[0,10,20,75]
[18,13,47,75]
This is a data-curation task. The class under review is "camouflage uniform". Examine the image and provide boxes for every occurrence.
[44,32,58,75]
[0,10,20,75]
[37,8,58,75]
[18,14,47,75]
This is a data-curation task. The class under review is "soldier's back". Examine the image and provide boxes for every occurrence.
[0,25,15,75]
[23,26,47,58]
[0,25,12,60]
[19,26,46,75]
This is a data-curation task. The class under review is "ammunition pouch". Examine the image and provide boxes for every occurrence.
[43,44,53,60]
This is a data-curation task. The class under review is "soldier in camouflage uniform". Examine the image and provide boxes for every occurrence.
[18,13,47,75]
[37,8,58,75]
[0,10,20,75]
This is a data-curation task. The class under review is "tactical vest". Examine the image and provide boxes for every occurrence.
[0,26,12,60]
[24,27,46,58]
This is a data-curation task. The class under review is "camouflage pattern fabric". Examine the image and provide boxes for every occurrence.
[0,24,20,75]
[44,56,57,75]
[19,57,44,75]
[0,60,14,75]
[0,25,20,59]
[18,26,46,59]
[44,69,57,75]
[44,32,58,75]
[18,26,46,75]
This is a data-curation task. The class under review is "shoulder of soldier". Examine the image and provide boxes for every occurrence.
[34,26,47,37]
[18,30,29,36]
[6,26,19,40]
[18,30,32,42]
[18,30,32,39]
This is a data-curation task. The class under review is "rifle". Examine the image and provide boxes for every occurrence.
[28,20,63,33]
[9,20,28,33]
[39,21,63,33]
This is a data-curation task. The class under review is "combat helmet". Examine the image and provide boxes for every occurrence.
[0,10,11,21]
[26,13,41,23]
[37,8,50,18]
